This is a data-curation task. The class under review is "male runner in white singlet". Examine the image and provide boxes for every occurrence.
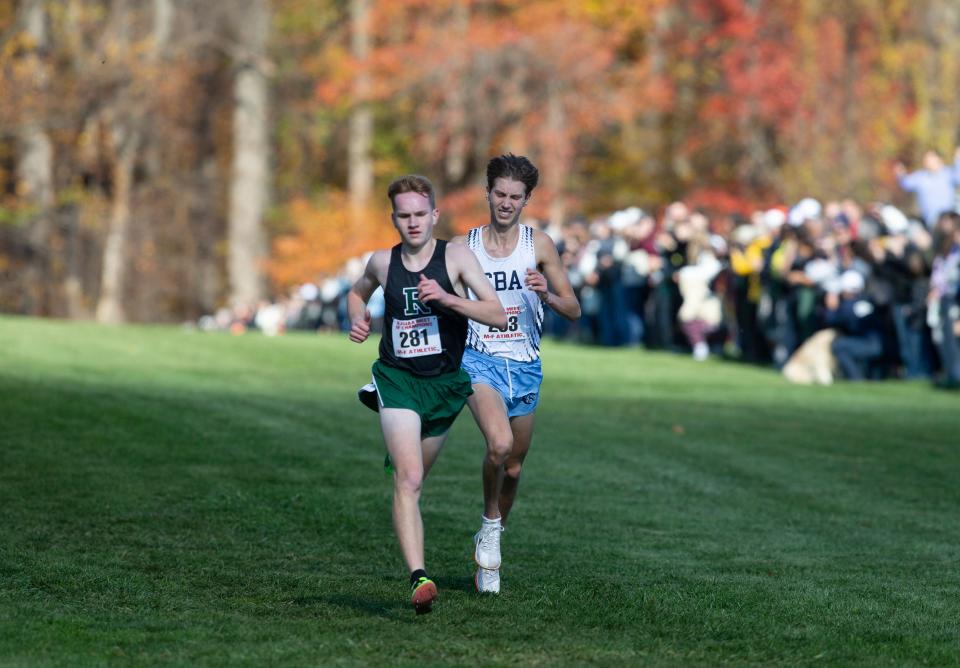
[452,154,581,593]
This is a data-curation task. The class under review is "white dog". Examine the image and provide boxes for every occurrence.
[782,328,838,385]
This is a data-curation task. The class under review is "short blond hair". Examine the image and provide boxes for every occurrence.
[387,174,436,209]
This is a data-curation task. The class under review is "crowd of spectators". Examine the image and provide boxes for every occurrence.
[539,199,959,387]
[203,152,960,388]
[197,256,375,338]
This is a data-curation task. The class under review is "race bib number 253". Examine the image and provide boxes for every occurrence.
[392,316,442,358]
[482,305,525,341]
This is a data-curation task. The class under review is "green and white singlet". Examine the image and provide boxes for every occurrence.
[378,239,468,377]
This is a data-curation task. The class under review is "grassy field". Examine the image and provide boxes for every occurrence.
[1,315,958,666]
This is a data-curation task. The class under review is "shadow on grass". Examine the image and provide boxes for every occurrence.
[434,573,475,594]
[292,594,405,619]
[288,573,477,619]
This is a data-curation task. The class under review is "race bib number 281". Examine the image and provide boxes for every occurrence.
[392,316,442,358]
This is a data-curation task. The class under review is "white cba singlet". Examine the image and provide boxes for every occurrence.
[465,224,544,362]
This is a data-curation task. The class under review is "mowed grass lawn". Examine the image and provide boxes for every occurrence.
[1,315,958,666]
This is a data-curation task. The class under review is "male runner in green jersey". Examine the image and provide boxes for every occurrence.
[348,175,506,613]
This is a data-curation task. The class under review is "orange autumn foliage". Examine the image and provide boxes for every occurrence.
[266,193,397,290]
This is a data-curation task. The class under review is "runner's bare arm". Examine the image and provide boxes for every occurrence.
[347,251,388,344]
[529,229,581,321]
[418,244,506,329]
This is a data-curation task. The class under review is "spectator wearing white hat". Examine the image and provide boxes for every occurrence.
[621,213,658,346]
[825,270,886,380]
[868,208,933,378]
[650,202,692,351]
[774,224,826,361]
[582,217,630,346]
[787,198,822,228]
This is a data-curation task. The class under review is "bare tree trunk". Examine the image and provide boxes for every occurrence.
[61,0,87,317]
[18,128,54,313]
[17,0,54,315]
[96,127,139,323]
[641,4,669,183]
[153,0,173,50]
[227,0,269,307]
[796,0,824,198]
[63,207,87,319]
[195,155,221,315]
[141,0,173,180]
[472,50,497,170]
[543,78,569,228]
[348,0,373,220]
[443,0,469,186]
[95,0,173,322]
[840,20,860,195]
[736,0,777,197]
[94,0,134,323]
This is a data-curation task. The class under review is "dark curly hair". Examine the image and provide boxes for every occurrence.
[486,154,539,196]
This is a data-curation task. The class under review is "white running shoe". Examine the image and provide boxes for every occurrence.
[474,567,500,594]
[473,522,502,570]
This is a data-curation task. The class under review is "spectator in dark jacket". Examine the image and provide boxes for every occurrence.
[826,270,886,380]
[929,212,960,388]
[870,216,933,378]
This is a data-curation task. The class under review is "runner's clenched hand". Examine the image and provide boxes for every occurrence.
[349,309,372,343]
[418,273,449,308]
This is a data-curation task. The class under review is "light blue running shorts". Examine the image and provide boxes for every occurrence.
[461,347,543,418]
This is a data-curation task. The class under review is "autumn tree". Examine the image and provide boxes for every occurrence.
[4,0,960,319]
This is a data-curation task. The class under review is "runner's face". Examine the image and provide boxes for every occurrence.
[487,177,528,227]
[392,191,438,248]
